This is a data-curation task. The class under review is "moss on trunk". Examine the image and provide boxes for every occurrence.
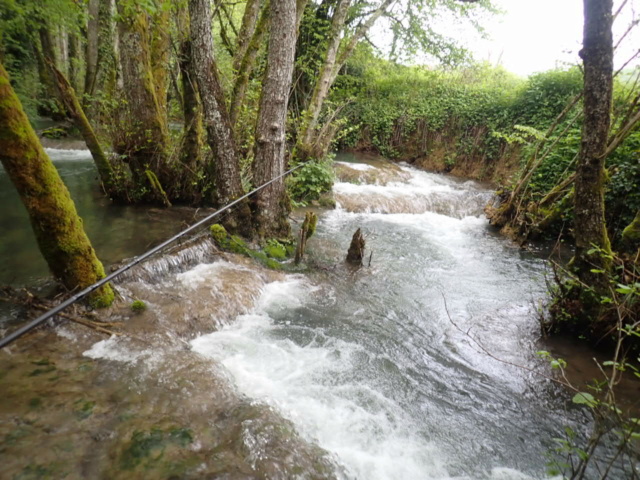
[0,62,114,308]
[622,210,640,246]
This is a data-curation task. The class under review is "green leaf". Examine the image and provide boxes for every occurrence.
[572,392,597,407]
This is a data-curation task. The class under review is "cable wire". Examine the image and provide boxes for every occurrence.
[0,163,305,349]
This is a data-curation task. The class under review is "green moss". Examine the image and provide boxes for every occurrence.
[622,211,640,245]
[74,399,96,420]
[264,239,288,259]
[210,224,286,269]
[306,213,318,239]
[120,427,194,471]
[131,300,147,313]
[41,126,68,139]
[209,224,228,243]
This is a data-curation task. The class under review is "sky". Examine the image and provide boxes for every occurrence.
[468,0,640,77]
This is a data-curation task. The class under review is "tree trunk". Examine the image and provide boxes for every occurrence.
[179,38,204,169]
[115,0,169,185]
[297,0,394,157]
[252,0,298,238]
[298,0,351,149]
[233,0,263,74]
[84,0,100,98]
[96,0,118,97]
[189,0,252,234]
[621,210,640,246]
[177,4,204,199]
[36,27,67,120]
[67,32,79,92]
[573,0,614,289]
[229,2,269,128]
[150,0,170,116]
[46,60,116,192]
[0,63,114,308]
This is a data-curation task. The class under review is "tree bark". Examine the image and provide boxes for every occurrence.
[115,0,169,183]
[0,62,114,308]
[84,0,100,98]
[35,26,67,119]
[177,4,204,194]
[229,2,270,128]
[298,0,394,156]
[67,32,79,92]
[299,0,351,149]
[189,0,252,234]
[252,0,298,238]
[233,0,263,74]
[150,0,171,116]
[573,0,614,288]
[346,228,365,266]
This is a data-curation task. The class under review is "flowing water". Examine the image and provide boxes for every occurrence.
[1,148,633,478]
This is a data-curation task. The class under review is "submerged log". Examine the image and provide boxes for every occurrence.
[346,228,365,266]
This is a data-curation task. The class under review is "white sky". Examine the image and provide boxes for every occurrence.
[469,0,640,76]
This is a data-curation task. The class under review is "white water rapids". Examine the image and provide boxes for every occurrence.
[185,156,580,479]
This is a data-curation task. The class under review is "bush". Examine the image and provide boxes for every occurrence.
[287,158,335,205]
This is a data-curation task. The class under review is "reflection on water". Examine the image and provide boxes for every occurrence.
[0,148,196,287]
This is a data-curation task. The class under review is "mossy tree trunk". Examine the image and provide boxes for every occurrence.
[252,0,298,238]
[150,0,170,116]
[84,0,117,114]
[229,1,269,129]
[572,0,614,291]
[115,0,171,205]
[189,0,253,235]
[177,3,204,200]
[95,0,117,97]
[0,63,114,307]
[46,59,116,193]
[622,210,640,246]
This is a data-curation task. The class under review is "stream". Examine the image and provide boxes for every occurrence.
[0,148,634,479]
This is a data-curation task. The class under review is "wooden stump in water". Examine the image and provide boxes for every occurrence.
[294,212,318,264]
[346,228,365,266]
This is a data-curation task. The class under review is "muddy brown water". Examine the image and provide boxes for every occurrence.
[0,147,638,479]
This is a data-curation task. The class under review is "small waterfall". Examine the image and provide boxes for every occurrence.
[334,163,494,218]
[114,235,219,284]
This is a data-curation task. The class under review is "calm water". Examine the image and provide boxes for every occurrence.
[0,148,194,287]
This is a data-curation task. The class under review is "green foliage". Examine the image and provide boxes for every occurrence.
[336,59,582,166]
[287,158,335,206]
[263,239,288,260]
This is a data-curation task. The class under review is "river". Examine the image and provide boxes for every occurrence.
[0,148,634,479]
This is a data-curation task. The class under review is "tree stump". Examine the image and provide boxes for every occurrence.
[346,228,365,266]
[294,212,318,264]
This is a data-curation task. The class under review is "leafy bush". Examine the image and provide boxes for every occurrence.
[287,158,335,205]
